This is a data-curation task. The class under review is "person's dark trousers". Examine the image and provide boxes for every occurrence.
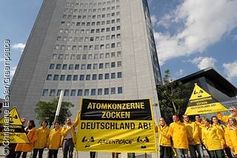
[175,149,189,158]
[224,147,233,158]
[33,148,44,158]
[15,151,27,158]
[63,138,74,158]
[90,152,96,158]
[209,150,225,158]
[6,143,16,158]
[189,144,204,158]
[48,149,58,158]
[160,145,172,158]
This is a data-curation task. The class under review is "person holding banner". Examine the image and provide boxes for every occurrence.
[225,117,237,157]
[48,121,62,158]
[61,113,80,158]
[202,118,225,158]
[157,117,172,158]
[33,120,50,158]
[15,120,38,158]
[183,115,204,158]
[168,115,189,158]
[217,107,237,123]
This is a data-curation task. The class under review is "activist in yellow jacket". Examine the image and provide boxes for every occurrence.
[61,113,80,144]
[15,121,38,152]
[183,119,201,145]
[225,118,237,155]
[202,120,225,151]
[158,124,171,147]
[34,124,50,149]
[48,122,62,150]
[168,121,188,149]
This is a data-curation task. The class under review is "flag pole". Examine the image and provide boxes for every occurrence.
[54,90,64,123]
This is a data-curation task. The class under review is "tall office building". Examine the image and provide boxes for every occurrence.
[11,1,161,156]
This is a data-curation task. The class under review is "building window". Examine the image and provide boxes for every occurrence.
[93,64,98,69]
[77,89,83,96]
[62,64,67,70]
[42,89,48,96]
[84,89,89,96]
[111,62,115,68]
[75,64,80,70]
[73,75,78,81]
[117,72,122,78]
[64,89,69,96]
[46,74,52,80]
[49,64,55,69]
[49,89,56,96]
[104,88,109,95]
[87,64,92,69]
[71,89,76,96]
[60,75,65,81]
[105,63,110,68]
[92,74,97,80]
[99,63,103,69]
[66,75,72,81]
[98,74,103,80]
[56,64,61,70]
[69,64,74,70]
[118,87,123,94]
[117,61,122,67]
[80,75,85,81]
[111,87,116,94]
[105,73,109,79]
[81,64,86,70]
[91,89,96,96]
[98,88,103,95]
[53,75,59,81]
[111,73,116,79]
[86,75,90,80]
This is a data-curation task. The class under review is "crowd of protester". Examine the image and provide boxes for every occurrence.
[157,107,237,158]
[6,113,79,158]
[4,107,237,158]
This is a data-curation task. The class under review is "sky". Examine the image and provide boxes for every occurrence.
[1,0,237,98]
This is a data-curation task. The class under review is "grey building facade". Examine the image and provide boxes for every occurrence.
[10,0,162,157]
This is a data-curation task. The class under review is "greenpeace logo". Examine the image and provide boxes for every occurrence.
[98,138,133,145]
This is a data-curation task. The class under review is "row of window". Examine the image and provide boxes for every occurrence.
[42,87,123,97]
[52,51,122,60]
[54,42,121,51]
[66,0,120,8]
[46,72,122,81]
[61,20,121,28]
[49,61,122,71]
[62,12,120,20]
[56,34,120,43]
[64,5,120,14]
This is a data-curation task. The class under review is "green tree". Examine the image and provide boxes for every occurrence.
[157,70,193,124]
[35,99,74,126]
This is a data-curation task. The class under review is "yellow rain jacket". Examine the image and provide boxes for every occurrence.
[168,121,188,149]
[202,126,224,151]
[34,127,50,149]
[225,126,237,154]
[217,113,233,123]
[158,125,171,147]
[61,113,80,144]
[15,127,38,152]
[48,128,62,149]
[184,121,201,145]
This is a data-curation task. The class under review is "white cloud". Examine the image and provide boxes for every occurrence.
[10,66,17,78]
[12,43,25,51]
[150,15,158,26]
[223,61,237,80]
[155,0,237,64]
[191,57,216,70]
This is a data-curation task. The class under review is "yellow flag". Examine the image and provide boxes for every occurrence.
[185,83,228,115]
[0,108,29,143]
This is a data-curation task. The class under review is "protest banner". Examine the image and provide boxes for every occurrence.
[185,83,228,115]
[76,98,156,153]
